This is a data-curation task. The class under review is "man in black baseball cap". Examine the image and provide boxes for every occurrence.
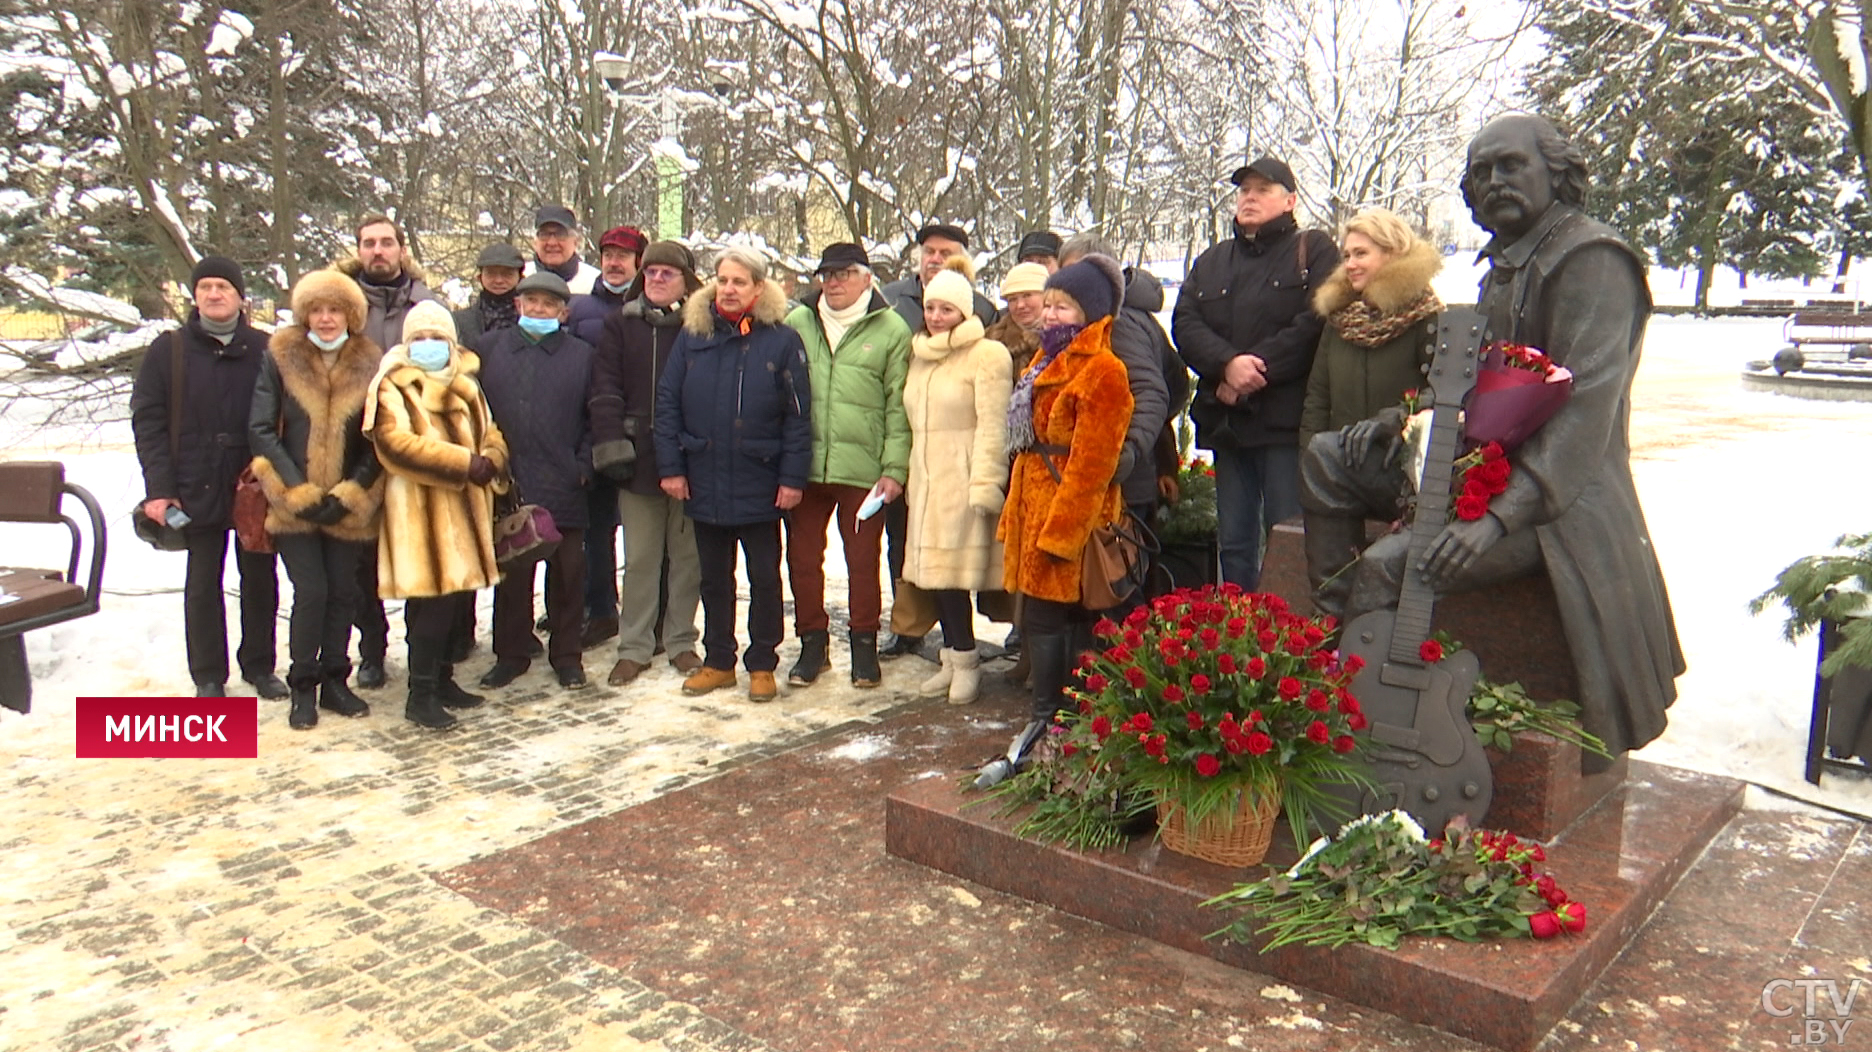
[530,204,600,294]
[1228,155,1297,192]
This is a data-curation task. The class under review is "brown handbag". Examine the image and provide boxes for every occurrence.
[234,408,284,554]
[1032,445,1156,611]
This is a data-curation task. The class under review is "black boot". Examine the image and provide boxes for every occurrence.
[319,665,371,718]
[789,630,830,686]
[436,663,486,709]
[849,631,880,688]
[1027,629,1074,724]
[403,637,458,731]
[1302,510,1367,621]
[287,671,320,730]
[356,658,388,689]
[879,631,923,659]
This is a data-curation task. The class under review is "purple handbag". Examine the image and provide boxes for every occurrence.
[493,488,561,567]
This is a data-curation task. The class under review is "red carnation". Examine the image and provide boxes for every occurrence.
[1528,911,1561,940]
[1307,720,1330,744]
[1084,674,1108,693]
[1455,493,1489,521]
[1306,688,1331,712]
[1278,676,1303,701]
[1419,640,1444,663]
[1124,666,1146,689]
[1195,753,1222,778]
[1217,654,1237,675]
[1162,684,1185,703]
[1332,735,1356,754]
[1187,710,1204,731]
[1189,674,1211,694]
[1245,731,1274,756]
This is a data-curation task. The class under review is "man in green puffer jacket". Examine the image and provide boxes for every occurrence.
[782,243,913,689]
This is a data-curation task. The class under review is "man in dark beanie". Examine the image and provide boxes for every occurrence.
[129,255,285,698]
[454,242,525,350]
[589,240,707,685]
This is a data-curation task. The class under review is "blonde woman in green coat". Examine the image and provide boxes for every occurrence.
[1296,207,1443,614]
[781,243,914,689]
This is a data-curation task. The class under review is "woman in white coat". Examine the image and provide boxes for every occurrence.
[902,256,1014,704]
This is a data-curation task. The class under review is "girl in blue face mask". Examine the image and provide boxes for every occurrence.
[364,300,510,730]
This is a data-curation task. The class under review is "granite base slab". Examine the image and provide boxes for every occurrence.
[885,760,1744,1052]
[1485,730,1628,839]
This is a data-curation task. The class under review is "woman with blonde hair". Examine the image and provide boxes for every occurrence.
[249,269,386,729]
[902,256,1014,705]
[1296,206,1443,617]
[365,300,510,730]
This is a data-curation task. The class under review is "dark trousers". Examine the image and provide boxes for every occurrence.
[275,532,364,682]
[930,589,976,650]
[354,541,389,663]
[1212,442,1302,591]
[786,482,885,634]
[585,481,620,620]
[405,592,471,647]
[693,519,782,672]
[183,528,279,686]
[493,527,587,670]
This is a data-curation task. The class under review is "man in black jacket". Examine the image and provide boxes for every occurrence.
[129,256,285,699]
[1173,156,1338,590]
[453,242,524,350]
[476,271,597,690]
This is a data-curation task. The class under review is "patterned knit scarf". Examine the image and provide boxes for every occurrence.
[479,290,518,332]
[1005,323,1080,454]
[1328,288,1443,348]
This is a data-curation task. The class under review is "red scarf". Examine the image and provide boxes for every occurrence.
[714,303,753,335]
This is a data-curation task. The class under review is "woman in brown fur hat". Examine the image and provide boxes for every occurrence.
[1295,208,1442,616]
[249,268,387,730]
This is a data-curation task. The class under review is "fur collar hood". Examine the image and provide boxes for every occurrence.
[1313,240,1442,317]
[682,278,791,336]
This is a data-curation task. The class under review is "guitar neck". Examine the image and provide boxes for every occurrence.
[1390,309,1484,667]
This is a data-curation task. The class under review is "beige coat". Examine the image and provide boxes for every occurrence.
[364,346,510,599]
[902,317,1014,591]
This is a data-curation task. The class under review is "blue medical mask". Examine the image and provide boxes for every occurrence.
[602,280,631,294]
[517,315,560,337]
[307,329,346,351]
[409,339,451,371]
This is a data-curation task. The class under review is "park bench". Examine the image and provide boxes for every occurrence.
[1773,308,1872,375]
[0,461,106,714]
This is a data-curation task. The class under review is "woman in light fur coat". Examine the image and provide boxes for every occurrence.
[902,256,1013,705]
[364,300,510,730]
[249,268,386,730]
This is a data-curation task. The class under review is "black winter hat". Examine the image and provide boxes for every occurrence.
[475,242,526,269]
[1016,231,1062,261]
[1044,253,1125,324]
[813,242,871,274]
[1229,155,1297,192]
[914,223,970,248]
[190,255,245,299]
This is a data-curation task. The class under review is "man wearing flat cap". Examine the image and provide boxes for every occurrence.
[455,242,526,351]
[781,243,913,688]
[526,204,601,295]
[881,223,998,334]
[1016,231,1063,273]
[1172,154,1338,591]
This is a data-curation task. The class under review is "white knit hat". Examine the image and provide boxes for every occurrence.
[922,255,978,319]
[999,262,1049,299]
[401,300,457,345]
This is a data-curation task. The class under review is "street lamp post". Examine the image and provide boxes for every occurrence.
[594,52,695,241]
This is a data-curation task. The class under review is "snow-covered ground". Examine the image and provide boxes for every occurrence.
[3,311,1870,818]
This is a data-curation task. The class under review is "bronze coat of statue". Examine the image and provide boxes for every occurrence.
[1299,114,1684,769]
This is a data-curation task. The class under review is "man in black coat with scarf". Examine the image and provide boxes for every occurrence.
[129,256,285,698]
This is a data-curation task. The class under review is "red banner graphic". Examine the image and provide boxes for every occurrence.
[75,697,260,758]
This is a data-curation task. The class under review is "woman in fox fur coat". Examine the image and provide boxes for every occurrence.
[249,268,385,730]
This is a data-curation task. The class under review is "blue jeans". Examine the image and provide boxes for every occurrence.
[1212,443,1302,591]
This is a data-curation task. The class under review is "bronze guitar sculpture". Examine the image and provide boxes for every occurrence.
[1333,308,1493,835]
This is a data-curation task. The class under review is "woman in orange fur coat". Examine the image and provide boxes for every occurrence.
[992,253,1134,771]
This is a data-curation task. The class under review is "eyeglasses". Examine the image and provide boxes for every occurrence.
[820,267,864,283]
[643,266,684,282]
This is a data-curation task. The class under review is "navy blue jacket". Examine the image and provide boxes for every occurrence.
[654,282,812,527]
[476,325,596,529]
[567,283,631,346]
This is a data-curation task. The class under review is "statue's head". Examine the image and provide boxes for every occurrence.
[1461,114,1589,239]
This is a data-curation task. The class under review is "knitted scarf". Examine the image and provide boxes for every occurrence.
[1005,323,1080,454]
[478,290,518,332]
[1327,288,1443,348]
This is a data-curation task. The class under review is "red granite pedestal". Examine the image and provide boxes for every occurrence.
[885,760,1744,1052]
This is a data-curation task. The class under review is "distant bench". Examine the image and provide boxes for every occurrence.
[1775,309,1872,374]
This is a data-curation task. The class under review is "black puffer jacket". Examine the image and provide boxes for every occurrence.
[476,326,596,529]
[129,311,270,530]
[1172,213,1339,449]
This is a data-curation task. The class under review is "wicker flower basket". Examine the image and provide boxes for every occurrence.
[1157,787,1280,867]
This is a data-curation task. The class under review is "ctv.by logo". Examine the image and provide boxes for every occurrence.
[1761,977,1864,1046]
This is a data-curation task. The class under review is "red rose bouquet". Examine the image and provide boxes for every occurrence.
[1204,811,1589,951]
[1463,341,1572,453]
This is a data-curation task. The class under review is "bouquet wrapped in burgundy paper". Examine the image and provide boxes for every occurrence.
[1463,342,1572,453]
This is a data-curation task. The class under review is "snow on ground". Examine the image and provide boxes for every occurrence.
[3,313,1871,817]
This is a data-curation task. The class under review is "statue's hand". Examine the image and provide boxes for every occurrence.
[1342,406,1405,467]
[1419,513,1505,590]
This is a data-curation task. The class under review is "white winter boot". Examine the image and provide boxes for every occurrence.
[947,647,982,705]
[919,648,956,696]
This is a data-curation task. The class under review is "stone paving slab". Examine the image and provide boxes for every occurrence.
[2,638,938,1052]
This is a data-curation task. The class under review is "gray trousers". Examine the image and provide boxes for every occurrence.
[616,489,702,663]
[1299,432,1543,623]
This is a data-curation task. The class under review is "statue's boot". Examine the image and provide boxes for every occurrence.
[1303,510,1367,621]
